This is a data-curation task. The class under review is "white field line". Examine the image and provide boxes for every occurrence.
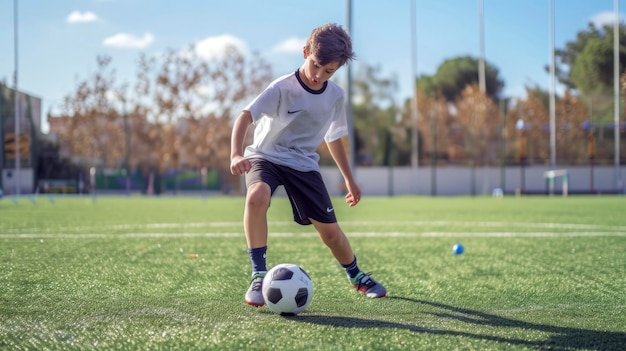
[6,220,626,234]
[105,220,626,231]
[1,231,625,240]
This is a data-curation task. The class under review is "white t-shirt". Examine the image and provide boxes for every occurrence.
[244,70,349,172]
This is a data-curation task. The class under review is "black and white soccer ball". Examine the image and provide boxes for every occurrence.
[262,263,313,315]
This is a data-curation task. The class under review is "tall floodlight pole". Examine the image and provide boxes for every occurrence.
[478,0,486,93]
[614,0,622,190]
[548,0,557,169]
[14,0,21,196]
[410,0,419,168]
[346,0,355,168]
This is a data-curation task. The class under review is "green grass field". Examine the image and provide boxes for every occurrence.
[1,195,625,350]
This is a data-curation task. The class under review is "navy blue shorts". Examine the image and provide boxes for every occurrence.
[245,159,337,225]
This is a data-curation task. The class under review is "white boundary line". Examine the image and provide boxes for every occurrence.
[6,220,626,234]
[1,231,625,239]
[110,220,626,231]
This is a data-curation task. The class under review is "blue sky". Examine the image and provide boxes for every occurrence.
[0,0,622,133]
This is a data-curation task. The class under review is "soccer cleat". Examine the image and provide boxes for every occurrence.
[245,272,266,307]
[352,272,387,298]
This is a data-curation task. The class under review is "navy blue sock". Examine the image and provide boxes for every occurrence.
[341,256,361,280]
[247,246,267,275]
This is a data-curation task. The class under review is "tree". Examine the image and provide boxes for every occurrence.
[554,23,626,121]
[524,84,550,109]
[555,89,588,165]
[350,64,399,166]
[54,44,272,191]
[133,45,272,173]
[417,91,452,165]
[506,89,549,165]
[455,84,500,166]
[57,55,126,168]
[420,56,504,102]
[504,87,591,166]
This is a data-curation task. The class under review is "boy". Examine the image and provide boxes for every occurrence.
[230,23,387,307]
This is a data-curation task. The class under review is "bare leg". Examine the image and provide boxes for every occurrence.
[243,182,272,306]
[311,218,387,298]
[244,182,271,248]
[310,219,354,265]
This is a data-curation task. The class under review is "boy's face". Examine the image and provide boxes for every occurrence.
[301,48,340,89]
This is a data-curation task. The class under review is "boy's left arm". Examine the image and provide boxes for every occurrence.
[326,138,361,207]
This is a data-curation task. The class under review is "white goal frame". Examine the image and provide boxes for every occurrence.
[544,169,568,196]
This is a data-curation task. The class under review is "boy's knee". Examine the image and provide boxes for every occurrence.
[246,183,271,210]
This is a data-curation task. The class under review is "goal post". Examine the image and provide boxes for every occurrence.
[544,169,568,196]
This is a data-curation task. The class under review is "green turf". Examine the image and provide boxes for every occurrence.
[1,195,625,350]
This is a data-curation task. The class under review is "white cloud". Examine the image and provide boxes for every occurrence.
[590,11,624,27]
[271,37,305,54]
[66,11,99,24]
[194,34,248,60]
[102,32,155,49]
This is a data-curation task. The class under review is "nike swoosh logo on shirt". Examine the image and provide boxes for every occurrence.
[287,109,303,114]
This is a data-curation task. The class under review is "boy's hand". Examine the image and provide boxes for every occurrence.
[230,156,251,176]
[344,181,361,207]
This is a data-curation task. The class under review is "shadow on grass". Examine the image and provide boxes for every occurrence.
[286,297,625,351]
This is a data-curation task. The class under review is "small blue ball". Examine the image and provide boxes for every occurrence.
[452,243,464,255]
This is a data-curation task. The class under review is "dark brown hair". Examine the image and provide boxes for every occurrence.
[305,23,355,67]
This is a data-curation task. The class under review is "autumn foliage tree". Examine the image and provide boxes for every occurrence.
[53,43,610,190]
[415,90,451,165]
[556,89,588,164]
[133,45,271,173]
[504,87,589,166]
[57,56,126,167]
[55,45,272,185]
[454,85,500,166]
[506,89,550,164]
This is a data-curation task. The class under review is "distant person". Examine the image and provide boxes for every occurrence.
[230,23,387,307]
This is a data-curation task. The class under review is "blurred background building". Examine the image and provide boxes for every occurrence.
[0,82,40,195]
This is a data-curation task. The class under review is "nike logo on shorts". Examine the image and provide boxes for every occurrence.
[326,207,334,213]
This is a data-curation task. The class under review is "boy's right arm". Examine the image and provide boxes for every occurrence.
[230,110,253,176]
